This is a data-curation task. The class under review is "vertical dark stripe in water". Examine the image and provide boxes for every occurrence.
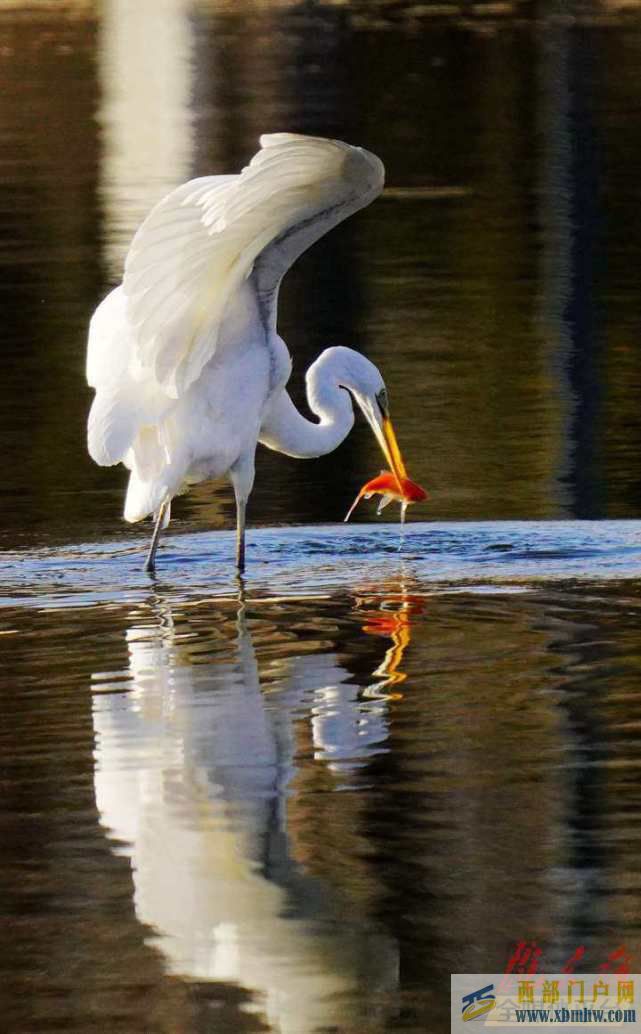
[541,9,604,517]
[565,21,604,517]
[544,596,610,969]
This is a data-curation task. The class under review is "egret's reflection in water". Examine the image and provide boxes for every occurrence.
[91,583,426,1032]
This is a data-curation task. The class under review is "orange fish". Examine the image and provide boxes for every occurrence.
[344,470,428,523]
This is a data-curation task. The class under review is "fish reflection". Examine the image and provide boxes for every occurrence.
[355,591,425,691]
[91,589,409,1033]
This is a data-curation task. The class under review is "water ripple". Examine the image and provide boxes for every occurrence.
[1,520,640,610]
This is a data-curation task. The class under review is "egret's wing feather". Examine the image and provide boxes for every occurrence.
[86,283,131,389]
[250,134,384,306]
[122,135,384,398]
[123,176,237,398]
[86,287,173,466]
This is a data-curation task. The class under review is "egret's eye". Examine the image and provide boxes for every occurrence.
[376,388,389,417]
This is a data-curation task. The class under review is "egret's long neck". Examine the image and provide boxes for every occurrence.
[259,351,355,459]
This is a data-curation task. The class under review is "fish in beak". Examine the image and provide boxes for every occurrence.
[344,470,427,523]
[347,389,427,523]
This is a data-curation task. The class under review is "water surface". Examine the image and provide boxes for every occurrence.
[3,523,641,1033]
[2,520,641,609]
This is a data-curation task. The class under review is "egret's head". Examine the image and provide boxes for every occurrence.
[309,346,409,488]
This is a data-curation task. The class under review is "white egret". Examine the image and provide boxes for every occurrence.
[86,133,410,572]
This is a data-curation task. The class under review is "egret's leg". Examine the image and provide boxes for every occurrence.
[145,501,168,573]
[230,450,255,575]
[236,499,247,574]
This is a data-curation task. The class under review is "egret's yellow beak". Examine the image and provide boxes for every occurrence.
[366,401,408,493]
[380,415,408,488]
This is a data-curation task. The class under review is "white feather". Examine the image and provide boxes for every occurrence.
[122,135,383,398]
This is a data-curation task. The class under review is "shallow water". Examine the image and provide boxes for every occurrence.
[3,522,641,1033]
[2,520,641,609]
[2,2,641,1032]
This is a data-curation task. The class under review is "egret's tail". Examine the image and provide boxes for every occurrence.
[87,390,139,467]
[123,425,177,523]
[124,468,172,526]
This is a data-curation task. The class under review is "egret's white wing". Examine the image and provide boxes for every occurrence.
[123,134,385,398]
[86,286,175,468]
[85,176,236,466]
[86,281,131,390]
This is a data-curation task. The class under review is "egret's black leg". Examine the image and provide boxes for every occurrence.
[230,451,254,575]
[236,499,246,573]
[145,501,168,573]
